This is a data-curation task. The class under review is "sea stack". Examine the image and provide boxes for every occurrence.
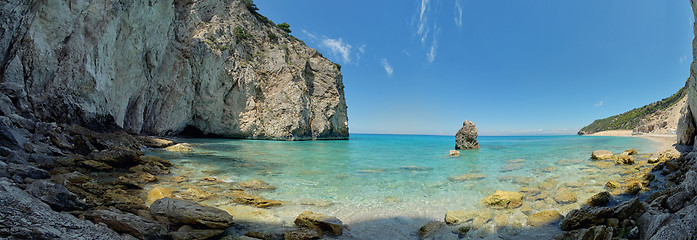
[455,120,479,149]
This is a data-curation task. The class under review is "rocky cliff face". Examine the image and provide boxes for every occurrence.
[679,1,697,145]
[0,0,348,140]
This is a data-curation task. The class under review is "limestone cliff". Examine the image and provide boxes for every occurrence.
[678,1,697,145]
[0,0,348,140]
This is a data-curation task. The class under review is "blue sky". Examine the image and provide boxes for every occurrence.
[255,0,694,136]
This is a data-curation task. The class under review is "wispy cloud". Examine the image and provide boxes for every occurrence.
[381,58,394,76]
[454,0,463,28]
[594,101,604,107]
[485,128,575,136]
[414,0,440,63]
[321,38,352,63]
[301,29,317,40]
[680,55,689,63]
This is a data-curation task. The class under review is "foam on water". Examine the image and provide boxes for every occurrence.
[148,134,656,238]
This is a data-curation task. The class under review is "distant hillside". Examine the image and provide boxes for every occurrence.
[578,82,688,135]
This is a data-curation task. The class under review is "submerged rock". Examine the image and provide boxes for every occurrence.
[238,179,276,190]
[229,191,283,208]
[448,173,487,182]
[527,210,562,227]
[294,211,344,236]
[554,188,578,204]
[482,190,523,209]
[149,198,234,229]
[284,228,322,240]
[164,144,194,152]
[449,150,461,156]
[455,120,479,150]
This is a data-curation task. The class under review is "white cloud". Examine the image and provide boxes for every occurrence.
[358,45,366,54]
[414,0,440,63]
[680,55,689,63]
[301,29,317,40]
[402,50,410,56]
[454,0,463,28]
[381,58,394,76]
[321,38,352,63]
[594,101,604,107]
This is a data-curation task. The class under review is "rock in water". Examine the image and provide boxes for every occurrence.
[294,211,344,236]
[482,190,523,209]
[455,120,479,150]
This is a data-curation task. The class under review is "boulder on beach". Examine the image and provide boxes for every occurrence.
[146,186,175,206]
[149,198,234,229]
[455,120,479,150]
[482,190,523,209]
[587,191,611,207]
[591,150,613,160]
[294,211,344,236]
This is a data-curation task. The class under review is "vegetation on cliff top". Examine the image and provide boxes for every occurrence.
[578,81,688,135]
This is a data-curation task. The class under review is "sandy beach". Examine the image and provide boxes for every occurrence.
[589,130,680,153]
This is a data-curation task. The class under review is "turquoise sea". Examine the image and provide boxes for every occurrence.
[149,134,657,238]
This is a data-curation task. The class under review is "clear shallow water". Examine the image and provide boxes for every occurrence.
[149,134,656,238]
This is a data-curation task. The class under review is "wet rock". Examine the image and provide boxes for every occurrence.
[614,155,635,165]
[229,191,283,208]
[284,228,321,240]
[146,187,176,206]
[116,175,145,189]
[140,137,174,148]
[527,210,562,227]
[493,214,508,227]
[513,176,535,185]
[294,211,343,236]
[103,189,144,206]
[560,198,641,231]
[445,209,477,225]
[587,191,611,207]
[130,162,170,175]
[85,209,168,239]
[0,178,122,239]
[170,225,224,240]
[171,176,188,183]
[238,179,276,190]
[177,188,215,201]
[520,203,533,214]
[25,180,86,211]
[556,225,614,240]
[78,159,114,171]
[449,150,460,156]
[482,190,523,209]
[625,181,642,195]
[455,120,479,150]
[605,181,621,190]
[554,188,578,204]
[418,221,445,239]
[591,150,613,160]
[447,173,486,182]
[137,155,172,167]
[164,143,193,152]
[538,178,558,190]
[150,198,234,229]
[87,147,143,168]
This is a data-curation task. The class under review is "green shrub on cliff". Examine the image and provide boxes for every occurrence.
[277,22,291,33]
[578,81,687,135]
